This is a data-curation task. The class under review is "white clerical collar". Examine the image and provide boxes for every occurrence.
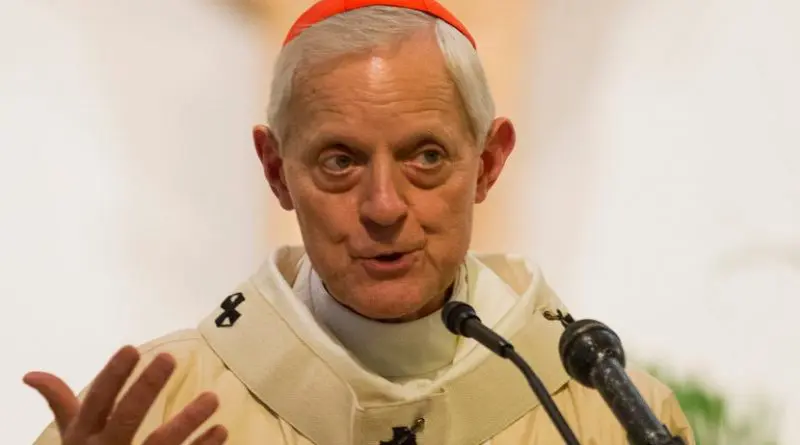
[293,257,469,381]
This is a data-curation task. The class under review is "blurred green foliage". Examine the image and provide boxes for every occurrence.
[646,365,779,445]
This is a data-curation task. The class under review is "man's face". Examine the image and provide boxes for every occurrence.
[256,33,514,321]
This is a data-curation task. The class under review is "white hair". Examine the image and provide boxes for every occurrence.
[267,6,495,150]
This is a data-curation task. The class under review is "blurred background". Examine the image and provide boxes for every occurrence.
[2,0,797,443]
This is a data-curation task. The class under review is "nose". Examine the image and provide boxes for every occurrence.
[359,155,408,229]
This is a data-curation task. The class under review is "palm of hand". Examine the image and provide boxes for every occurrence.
[25,346,227,445]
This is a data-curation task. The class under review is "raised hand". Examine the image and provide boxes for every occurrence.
[25,346,227,445]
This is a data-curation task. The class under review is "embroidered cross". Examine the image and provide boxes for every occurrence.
[214,292,245,328]
[380,418,424,445]
[379,427,417,445]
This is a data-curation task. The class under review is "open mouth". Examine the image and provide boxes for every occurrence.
[360,250,417,275]
[374,252,405,262]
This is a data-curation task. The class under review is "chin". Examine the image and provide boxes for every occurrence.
[347,283,434,321]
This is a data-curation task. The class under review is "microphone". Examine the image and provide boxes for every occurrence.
[442,301,581,445]
[559,319,686,445]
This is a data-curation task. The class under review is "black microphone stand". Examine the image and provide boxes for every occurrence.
[560,319,687,445]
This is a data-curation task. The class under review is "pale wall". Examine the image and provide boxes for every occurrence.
[522,1,799,442]
[0,1,270,442]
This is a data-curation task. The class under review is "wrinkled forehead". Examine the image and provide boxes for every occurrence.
[285,43,472,148]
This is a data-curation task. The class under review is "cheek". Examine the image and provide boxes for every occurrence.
[414,176,476,235]
[286,173,356,243]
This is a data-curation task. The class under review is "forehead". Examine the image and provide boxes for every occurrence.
[287,36,471,145]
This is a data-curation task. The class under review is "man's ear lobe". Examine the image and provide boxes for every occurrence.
[252,125,294,211]
[475,118,516,204]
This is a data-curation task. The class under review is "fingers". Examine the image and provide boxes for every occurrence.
[143,392,221,445]
[103,353,177,443]
[25,347,225,445]
[190,425,228,445]
[71,345,141,438]
[23,371,80,435]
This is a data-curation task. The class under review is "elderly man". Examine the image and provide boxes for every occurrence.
[26,1,694,444]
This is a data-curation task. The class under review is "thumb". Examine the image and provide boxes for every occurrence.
[24,371,80,435]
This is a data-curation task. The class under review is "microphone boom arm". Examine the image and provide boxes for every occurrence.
[442,301,582,445]
[506,348,581,445]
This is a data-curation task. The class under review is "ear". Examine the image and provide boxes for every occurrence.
[253,125,294,211]
[475,118,516,203]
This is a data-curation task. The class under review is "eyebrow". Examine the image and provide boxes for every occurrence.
[309,128,447,152]
[396,130,446,150]
[309,132,365,151]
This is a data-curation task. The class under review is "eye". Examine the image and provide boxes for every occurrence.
[411,148,445,167]
[321,153,355,172]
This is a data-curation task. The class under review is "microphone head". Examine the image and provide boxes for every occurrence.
[558,319,626,388]
[442,301,479,336]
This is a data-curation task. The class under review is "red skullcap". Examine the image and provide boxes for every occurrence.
[283,0,476,49]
